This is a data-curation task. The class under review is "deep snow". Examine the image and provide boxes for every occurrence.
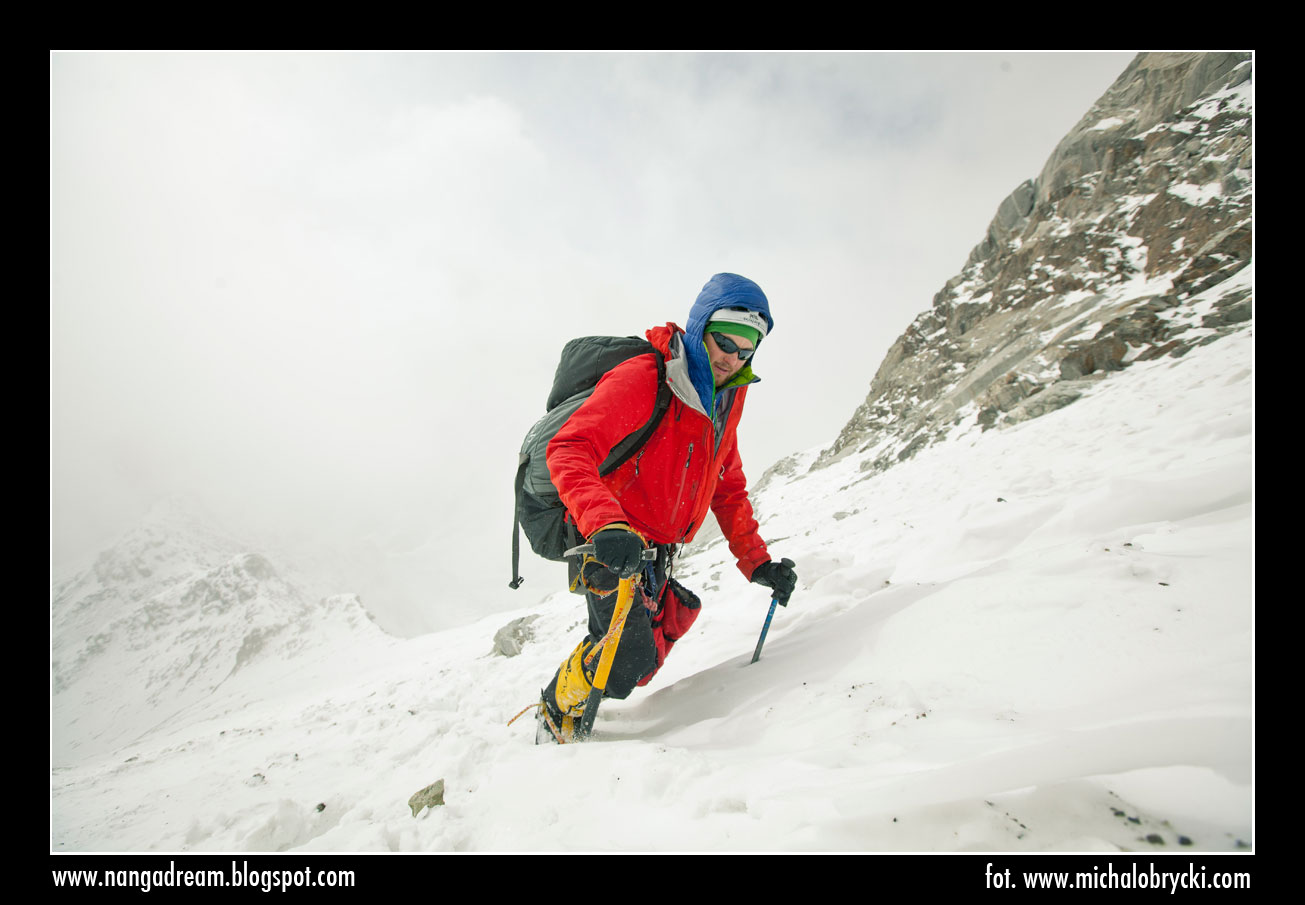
[50,302,1252,853]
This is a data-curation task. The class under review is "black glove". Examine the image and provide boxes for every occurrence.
[591,525,646,579]
[751,557,797,606]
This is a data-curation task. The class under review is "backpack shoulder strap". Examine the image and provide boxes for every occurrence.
[510,451,528,589]
[598,351,671,476]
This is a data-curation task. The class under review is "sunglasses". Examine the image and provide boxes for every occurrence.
[709,331,757,361]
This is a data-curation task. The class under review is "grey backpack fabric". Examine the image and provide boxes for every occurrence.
[510,336,671,589]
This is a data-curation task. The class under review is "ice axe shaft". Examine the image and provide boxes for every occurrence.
[575,575,635,739]
[750,598,780,664]
[564,543,656,740]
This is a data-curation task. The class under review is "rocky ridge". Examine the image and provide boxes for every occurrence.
[811,52,1252,476]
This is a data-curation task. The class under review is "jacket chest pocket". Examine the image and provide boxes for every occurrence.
[675,424,715,515]
[611,449,645,498]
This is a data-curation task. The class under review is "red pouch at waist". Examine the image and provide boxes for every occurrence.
[638,578,701,687]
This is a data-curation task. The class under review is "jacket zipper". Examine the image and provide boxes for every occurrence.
[672,442,694,517]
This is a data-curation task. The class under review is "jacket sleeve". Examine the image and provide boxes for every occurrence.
[545,356,659,541]
[711,440,771,579]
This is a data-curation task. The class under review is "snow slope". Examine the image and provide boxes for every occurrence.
[50,318,1252,853]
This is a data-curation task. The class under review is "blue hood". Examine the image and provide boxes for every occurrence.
[683,273,773,408]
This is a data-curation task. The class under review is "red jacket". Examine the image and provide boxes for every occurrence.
[546,323,770,579]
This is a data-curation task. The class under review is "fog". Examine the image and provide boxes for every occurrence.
[50,51,1137,633]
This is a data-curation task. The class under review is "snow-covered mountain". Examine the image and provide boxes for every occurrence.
[51,497,390,767]
[50,52,1252,854]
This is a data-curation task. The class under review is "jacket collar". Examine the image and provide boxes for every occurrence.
[655,326,758,419]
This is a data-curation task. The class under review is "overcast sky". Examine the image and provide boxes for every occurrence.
[50,51,1138,631]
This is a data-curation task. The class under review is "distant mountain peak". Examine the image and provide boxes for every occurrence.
[51,502,391,766]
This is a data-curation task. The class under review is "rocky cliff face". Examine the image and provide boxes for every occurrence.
[813,52,1252,475]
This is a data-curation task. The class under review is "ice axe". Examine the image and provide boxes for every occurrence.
[750,558,795,664]
[564,543,657,740]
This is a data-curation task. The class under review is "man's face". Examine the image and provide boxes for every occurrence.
[706,331,755,388]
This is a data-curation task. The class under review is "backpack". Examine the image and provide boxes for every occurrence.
[510,335,673,589]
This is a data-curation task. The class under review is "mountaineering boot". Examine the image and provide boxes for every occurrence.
[535,690,576,744]
[535,639,596,744]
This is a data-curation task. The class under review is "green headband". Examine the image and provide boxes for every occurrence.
[706,322,762,345]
